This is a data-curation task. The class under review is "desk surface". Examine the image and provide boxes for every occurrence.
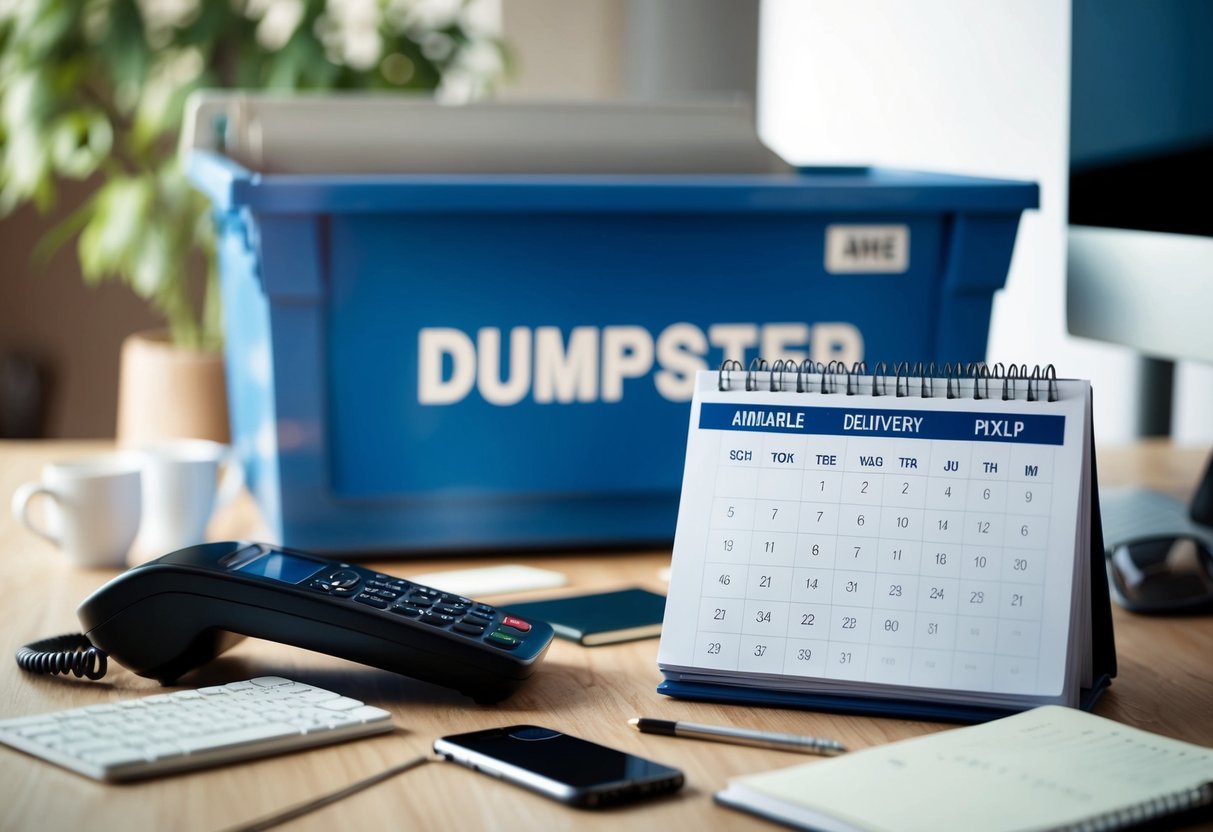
[2,440,1211,831]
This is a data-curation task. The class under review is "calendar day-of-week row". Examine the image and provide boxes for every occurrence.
[700,403,1066,445]
[716,437,1057,481]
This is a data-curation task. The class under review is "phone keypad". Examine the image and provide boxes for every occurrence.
[307,565,532,651]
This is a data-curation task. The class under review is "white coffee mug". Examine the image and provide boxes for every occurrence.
[136,439,245,557]
[11,455,143,568]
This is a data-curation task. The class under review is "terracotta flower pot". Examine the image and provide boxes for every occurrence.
[116,330,230,445]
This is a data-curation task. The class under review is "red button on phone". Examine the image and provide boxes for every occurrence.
[501,615,531,633]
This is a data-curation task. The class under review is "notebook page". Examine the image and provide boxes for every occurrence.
[729,706,1213,832]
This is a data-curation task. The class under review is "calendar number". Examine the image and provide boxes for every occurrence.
[883,618,900,632]
[935,552,948,566]
[722,538,734,552]
[714,608,727,620]
[759,575,772,588]
[805,577,819,589]
[845,580,859,593]
[797,648,813,661]
[756,610,772,623]
[970,591,985,604]
[977,521,991,534]
[1011,593,1024,607]
[1024,490,1033,503]
[718,573,732,586]
[707,642,722,655]
[930,587,945,600]
[927,622,939,635]
[842,616,858,629]
[839,651,853,664]
[973,555,988,568]
[1013,558,1028,572]
[753,644,767,657]
[889,584,902,597]
[726,505,735,518]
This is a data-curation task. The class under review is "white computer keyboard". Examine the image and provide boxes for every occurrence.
[0,677,394,782]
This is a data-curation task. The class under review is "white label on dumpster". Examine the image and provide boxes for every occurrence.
[825,224,909,273]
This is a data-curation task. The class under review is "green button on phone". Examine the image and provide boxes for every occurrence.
[486,630,520,649]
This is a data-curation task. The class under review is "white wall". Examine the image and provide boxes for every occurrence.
[498,0,625,100]
[757,0,1143,443]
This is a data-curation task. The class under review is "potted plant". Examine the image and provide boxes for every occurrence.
[0,0,505,442]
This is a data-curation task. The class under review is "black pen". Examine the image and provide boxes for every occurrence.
[629,717,846,755]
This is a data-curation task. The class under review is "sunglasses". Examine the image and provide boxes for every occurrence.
[1107,535,1213,614]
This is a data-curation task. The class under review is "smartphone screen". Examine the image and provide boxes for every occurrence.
[434,725,684,808]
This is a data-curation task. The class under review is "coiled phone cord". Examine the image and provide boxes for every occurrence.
[16,634,108,680]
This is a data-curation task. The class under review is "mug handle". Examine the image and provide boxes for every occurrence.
[214,448,246,514]
[11,482,62,547]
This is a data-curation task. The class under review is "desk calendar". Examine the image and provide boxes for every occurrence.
[657,365,1115,721]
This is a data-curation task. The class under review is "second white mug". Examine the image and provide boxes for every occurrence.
[11,455,143,568]
[136,439,244,558]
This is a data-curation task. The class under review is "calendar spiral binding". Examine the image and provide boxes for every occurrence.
[717,359,1060,403]
[1063,781,1213,832]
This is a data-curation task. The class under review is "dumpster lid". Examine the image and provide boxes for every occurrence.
[182,93,791,176]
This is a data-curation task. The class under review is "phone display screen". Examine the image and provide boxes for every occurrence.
[440,726,678,789]
[234,551,326,585]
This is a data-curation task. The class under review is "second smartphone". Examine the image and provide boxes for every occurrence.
[433,725,684,808]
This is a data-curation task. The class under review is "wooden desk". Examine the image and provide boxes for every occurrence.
[2,440,1211,831]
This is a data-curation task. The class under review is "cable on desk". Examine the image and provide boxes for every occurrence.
[16,633,108,679]
[225,752,440,832]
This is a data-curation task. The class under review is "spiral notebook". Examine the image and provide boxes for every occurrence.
[656,363,1116,721]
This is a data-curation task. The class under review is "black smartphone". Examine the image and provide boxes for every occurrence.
[433,725,685,808]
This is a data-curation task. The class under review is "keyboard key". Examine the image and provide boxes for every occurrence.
[345,705,391,723]
[82,747,150,768]
[176,722,300,754]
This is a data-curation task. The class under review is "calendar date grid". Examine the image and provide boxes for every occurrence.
[692,431,1057,693]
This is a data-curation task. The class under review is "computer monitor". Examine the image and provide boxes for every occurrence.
[1065,0,1213,552]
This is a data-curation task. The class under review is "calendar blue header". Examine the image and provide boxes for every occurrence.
[699,403,1065,445]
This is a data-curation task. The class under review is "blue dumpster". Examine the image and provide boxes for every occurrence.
[185,97,1037,553]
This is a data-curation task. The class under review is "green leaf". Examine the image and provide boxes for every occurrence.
[77,175,152,282]
[49,110,113,178]
[129,219,171,299]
